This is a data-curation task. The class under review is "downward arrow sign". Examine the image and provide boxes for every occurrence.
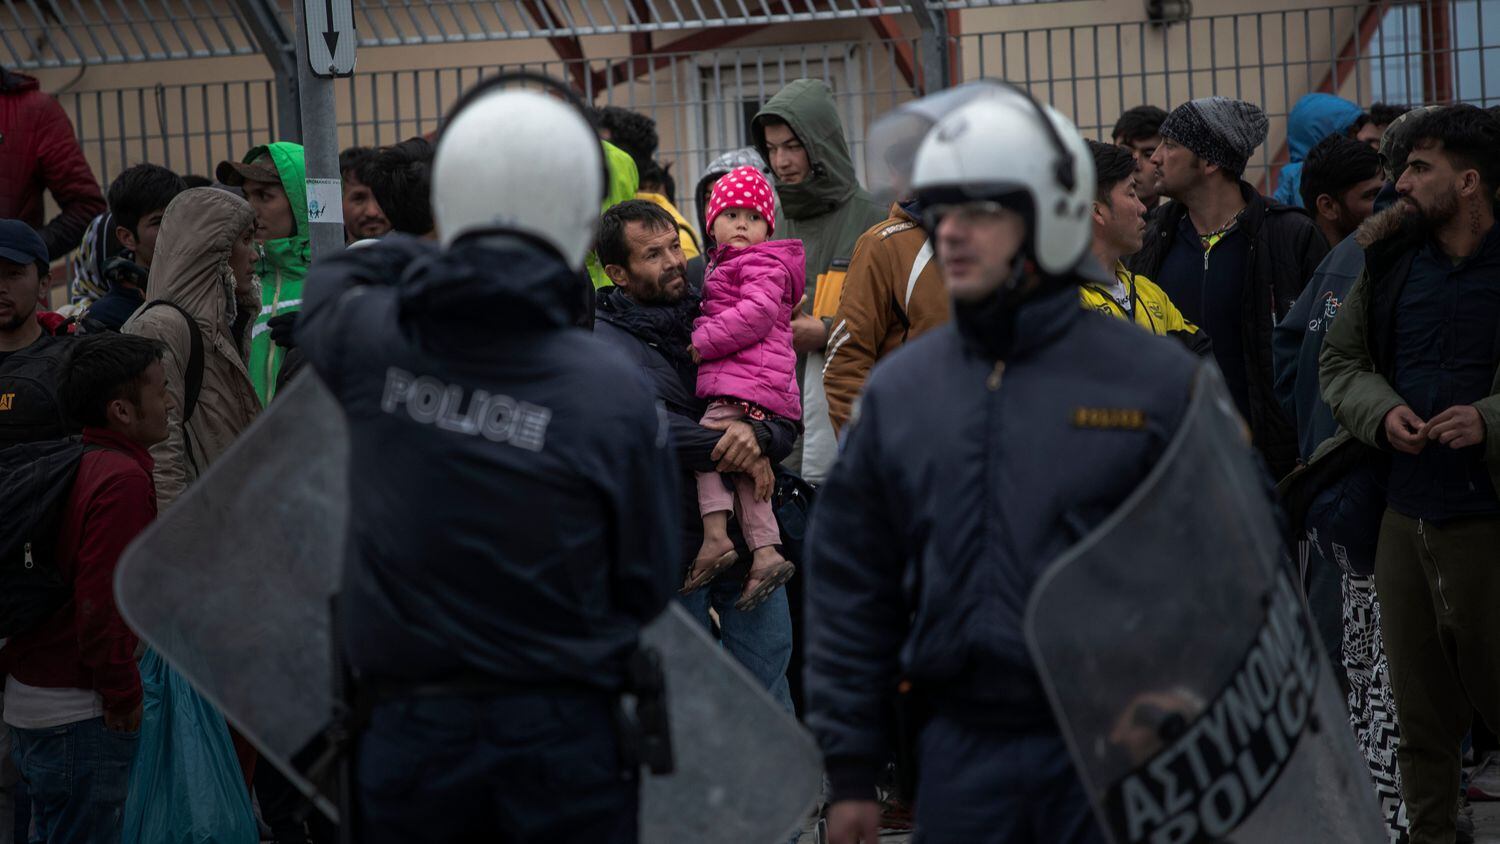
[321,0,339,57]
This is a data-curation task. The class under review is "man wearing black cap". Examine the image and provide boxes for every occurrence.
[0,219,74,450]
[0,217,67,844]
[1129,96,1329,480]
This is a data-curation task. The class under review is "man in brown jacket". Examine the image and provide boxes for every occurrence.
[823,202,947,435]
[123,188,263,510]
[120,186,265,795]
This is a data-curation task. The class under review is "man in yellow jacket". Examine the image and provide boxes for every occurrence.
[1083,139,1211,356]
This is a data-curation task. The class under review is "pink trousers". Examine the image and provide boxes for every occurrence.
[697,401,782,551]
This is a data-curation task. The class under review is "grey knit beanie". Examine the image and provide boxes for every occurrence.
[1159,97,1270,177]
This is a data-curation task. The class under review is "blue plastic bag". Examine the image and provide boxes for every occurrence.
[124,648,258,844]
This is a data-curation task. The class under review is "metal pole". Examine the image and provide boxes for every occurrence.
[908,0,949,94]
[292,0,344,263]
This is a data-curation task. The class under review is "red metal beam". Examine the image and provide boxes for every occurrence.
[947,9,962,85]
[519,0,590,93]
[1421,0,1454,104]
[867,13,918,90]
[589,25,770,92]
[628,0,653,57]
[1260,0,1390,195]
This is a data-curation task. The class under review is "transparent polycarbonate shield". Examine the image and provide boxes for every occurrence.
[116,373,822,841]
[115,373,348,818]
[862,79,1014,205]
[640,607,823,843]
[1024,367,1385,844]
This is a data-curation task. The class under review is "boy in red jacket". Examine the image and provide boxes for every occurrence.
[2,332,168,844]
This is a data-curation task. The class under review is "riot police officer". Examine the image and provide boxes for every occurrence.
[804,86,1201,843]
[295,78,679,842]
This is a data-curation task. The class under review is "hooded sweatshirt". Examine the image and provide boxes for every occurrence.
[0,68,107,259]
[753,80,886,483]
[123,188,262,510]
[245,142,310,405]
[753,80,886,308]
[1272,94,1365,208]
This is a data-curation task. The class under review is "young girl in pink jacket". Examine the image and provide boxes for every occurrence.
[682,165,806,612]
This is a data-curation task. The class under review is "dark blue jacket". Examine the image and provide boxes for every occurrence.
[804,281,1198,801]
[1130,183,1328,481]
[84,285,144,332]
[593,285,799,572]
[1273,233,1366,460]
[1387,230,1500,520]
[297,235,680,690]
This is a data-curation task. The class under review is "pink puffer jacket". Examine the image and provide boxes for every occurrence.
[692,239,807,420]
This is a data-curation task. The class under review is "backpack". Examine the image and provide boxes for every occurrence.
[139,300,205,426]
[0,334,72,450]
[0,437,99,638]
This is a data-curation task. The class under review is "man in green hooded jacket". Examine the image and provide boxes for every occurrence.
[753,80,885,484]
[217,142,310,405]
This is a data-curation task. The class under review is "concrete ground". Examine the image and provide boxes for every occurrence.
[1478,801,1500,842]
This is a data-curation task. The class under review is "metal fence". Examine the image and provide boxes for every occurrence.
[953,0,1500,187]
[64,37,927,225]
[55,0,1500,223]
[4,0,1000,68]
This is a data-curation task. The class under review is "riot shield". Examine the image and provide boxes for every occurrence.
[1024,366,1385,844]
[116,373,822,842]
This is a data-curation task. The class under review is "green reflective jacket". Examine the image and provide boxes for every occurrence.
[246,141,309,404]
[588,141,640,289]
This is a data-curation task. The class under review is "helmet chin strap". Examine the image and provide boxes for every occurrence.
[994,252,1044,308]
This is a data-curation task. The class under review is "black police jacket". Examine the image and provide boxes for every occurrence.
[297,234,680,691]
[804,279,1200,801]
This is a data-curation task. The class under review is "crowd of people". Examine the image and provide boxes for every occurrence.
[1,53,1499,844]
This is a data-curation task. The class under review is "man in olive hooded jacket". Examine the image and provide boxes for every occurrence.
[753,79,886,484]
[217,142,310,405]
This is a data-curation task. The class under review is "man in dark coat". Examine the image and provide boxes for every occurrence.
[1130,96,1329,481]
[594,199,802,712]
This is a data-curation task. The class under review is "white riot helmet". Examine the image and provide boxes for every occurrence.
[433,75,606,269]
[907,83,1094,277]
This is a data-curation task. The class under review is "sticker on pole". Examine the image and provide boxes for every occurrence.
[305,179,344,226]
[304,0,355,77]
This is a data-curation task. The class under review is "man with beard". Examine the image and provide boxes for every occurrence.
[1299,134,1384,249]
[594,199,802,711]
[339,147,391,243]
[0,219,73,449]
[1321,104,1500,844]
[1132,96,1328,481]
[0,220,72,839]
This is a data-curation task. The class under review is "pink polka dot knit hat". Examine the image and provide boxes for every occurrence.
[706,165,777,238]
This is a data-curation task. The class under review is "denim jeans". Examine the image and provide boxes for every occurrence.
[677,581,795,714]
[356,691,636,844]
[9,718,138,844]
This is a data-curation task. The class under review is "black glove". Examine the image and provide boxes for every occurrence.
[267,312,299,350]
